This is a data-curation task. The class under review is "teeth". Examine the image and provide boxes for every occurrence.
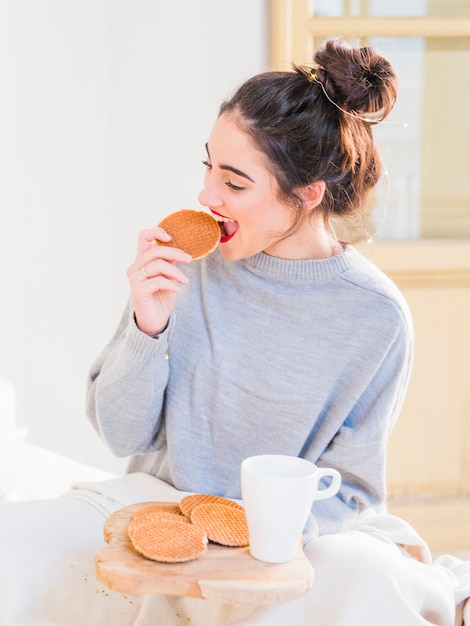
[213,214,234,223]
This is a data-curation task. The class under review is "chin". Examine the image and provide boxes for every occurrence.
[218,236,266,261]
[218,246,245,261]
[218,243,258,262]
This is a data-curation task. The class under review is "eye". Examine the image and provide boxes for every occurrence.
[202,159,212,169]
[226,180,245,191]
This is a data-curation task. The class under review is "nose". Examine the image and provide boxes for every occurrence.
[198,181,223,209]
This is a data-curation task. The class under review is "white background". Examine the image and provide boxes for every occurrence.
[0,0,267,473]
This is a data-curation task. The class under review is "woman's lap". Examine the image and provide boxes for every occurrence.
[0,485,467,626]
[0,494,140,625]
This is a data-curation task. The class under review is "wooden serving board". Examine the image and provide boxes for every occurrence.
[95,501,314,605]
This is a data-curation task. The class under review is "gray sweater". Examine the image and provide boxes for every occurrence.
[86,246,413,534]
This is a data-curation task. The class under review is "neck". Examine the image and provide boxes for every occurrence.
[265,217,343,260]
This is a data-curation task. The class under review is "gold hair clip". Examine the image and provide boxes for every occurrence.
[307,70,317,83]
[309,70,408,126]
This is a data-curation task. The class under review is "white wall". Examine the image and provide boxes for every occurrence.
[0,0,267,473]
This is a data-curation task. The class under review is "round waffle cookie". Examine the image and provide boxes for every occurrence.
[132,503,186,520]
[128,512,207,563]
[179,493,244,518]
[190,502,249,547]
[157,209,220,260]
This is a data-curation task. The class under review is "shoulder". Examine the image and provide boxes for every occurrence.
[339,246,413,333]
[342,247,407,302]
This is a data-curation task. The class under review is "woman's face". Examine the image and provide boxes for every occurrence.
[197,112,295,261]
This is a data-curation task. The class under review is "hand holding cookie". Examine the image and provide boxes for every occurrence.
[128,210,219,337]
[157,210,220,260]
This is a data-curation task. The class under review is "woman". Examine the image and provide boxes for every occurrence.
[88,40,408,538]
[1,38,469,625]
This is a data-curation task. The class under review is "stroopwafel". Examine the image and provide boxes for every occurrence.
[190,502,249,547]
[179,493,244,518]
[132,503,186,520]
[157,209,220,260]
[128,512,207,563]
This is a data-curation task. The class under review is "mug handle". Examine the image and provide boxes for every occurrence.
[314,468,341,501]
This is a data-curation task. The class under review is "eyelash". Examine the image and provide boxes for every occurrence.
[226,180,244,191]
[202,159,245,191]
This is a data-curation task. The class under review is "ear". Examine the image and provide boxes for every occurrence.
[299,180,326,209]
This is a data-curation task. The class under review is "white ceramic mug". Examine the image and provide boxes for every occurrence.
[241,454,341,563]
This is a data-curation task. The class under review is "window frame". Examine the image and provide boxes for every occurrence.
[270,1,470,70]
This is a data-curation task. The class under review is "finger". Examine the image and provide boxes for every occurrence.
[137,227,172,254]
[128,258,189,287]
[136,275,182,294]
[138,241,192,267]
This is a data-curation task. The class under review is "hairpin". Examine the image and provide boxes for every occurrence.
[308,69,409,127]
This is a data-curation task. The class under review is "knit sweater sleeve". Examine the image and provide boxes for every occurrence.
[85,300,173,457]
[307,309,413,535]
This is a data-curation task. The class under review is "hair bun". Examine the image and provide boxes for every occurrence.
[314,39,397,121]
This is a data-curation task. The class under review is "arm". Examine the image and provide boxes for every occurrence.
[85,302,174,456]
[307,317,413,536]
[86,225,192,457]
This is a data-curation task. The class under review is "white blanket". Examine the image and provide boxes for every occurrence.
[0,472,468,626]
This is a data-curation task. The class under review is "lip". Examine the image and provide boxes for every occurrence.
[210,209,230,220]
[220,230,237,243]
[209,209,238,244]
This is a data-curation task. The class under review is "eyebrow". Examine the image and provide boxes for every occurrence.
[205,143,255,183]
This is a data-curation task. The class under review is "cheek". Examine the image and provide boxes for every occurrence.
[242,199,287,232]
[237,196,271,224]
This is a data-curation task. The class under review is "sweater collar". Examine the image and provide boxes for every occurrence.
[238,247,357,283]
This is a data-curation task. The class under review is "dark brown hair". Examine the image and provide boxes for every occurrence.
[218,39,398,242]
